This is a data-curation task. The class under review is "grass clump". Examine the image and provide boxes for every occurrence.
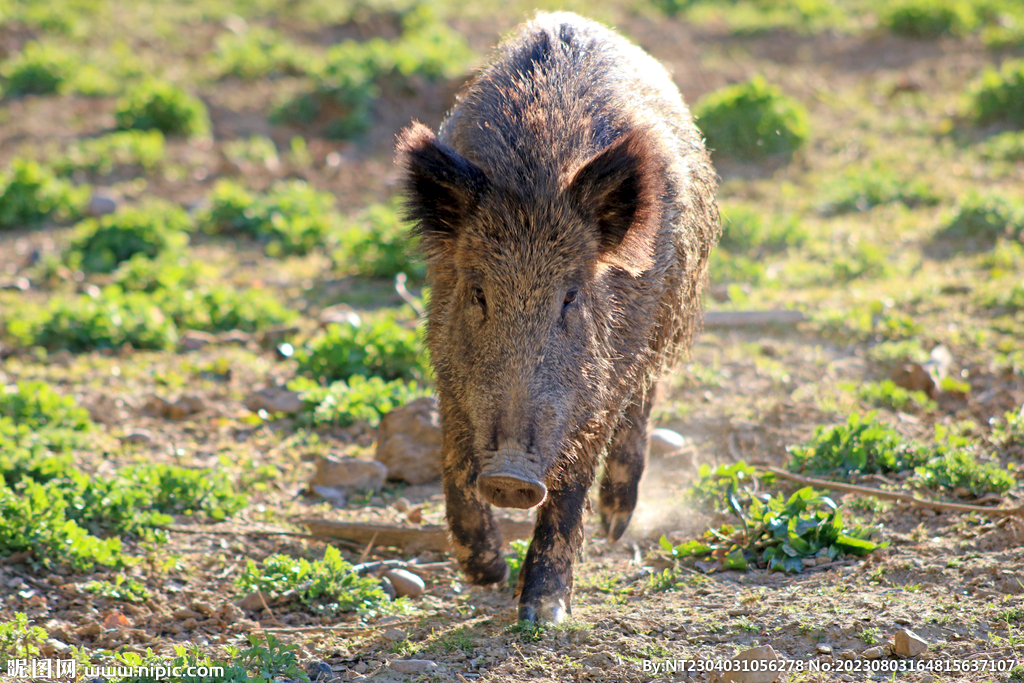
[719,202,807,254]
[51,130,166,176]
[291,375,430,427]
[991,408,1024,448]
[236,545,393,617]
[334,200,423,279]
[273,8,470,139]
[819,162,939,215]
[842,379,937,412]
[964,59,1024,128]
[109,635,306,683]
[201,179,340,256]
[211,25,309,80]
[68,203,191,273]
[83,574,151,603]
[978,131,1024,161]
[940,191,1024,242]
[883,0,977,38]
[693,76,809,161]
[115,80,210,137]
[0,158,88,230]
[33,289,180,351]
[787,412,930,476]
[1,380,92,432]
[0,613,48,660]
[505,538,530,588]
[296,310,427,383]
[0,41,75,96]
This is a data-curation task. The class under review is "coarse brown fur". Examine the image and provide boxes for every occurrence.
[397,12,720,624]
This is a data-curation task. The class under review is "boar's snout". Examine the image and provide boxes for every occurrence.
[478,443,548,509]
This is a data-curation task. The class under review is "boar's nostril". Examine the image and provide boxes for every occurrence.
[477,474,547,509]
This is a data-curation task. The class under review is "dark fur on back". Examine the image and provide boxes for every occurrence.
[397,12,720,623]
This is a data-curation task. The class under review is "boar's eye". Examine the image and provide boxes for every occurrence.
[562,289,578,313]
[473,287,486,308]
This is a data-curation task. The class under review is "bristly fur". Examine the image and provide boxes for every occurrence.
[395,11,720,624]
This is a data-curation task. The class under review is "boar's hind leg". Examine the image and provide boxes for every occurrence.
[517,470,594,625]
[444,464,509,585]
[599,390,652,542]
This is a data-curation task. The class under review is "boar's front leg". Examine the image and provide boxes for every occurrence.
[516,463,596,624]
[443,439,509,586]
[598,388,652,541]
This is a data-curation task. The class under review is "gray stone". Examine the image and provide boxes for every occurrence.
[384,568,425,599]
[893,628,927,658]
[245,387,304,415]
[721,645,781,683]
[862,646,884,659]
[121,429,154,445]
[180,330,218,351]
[649,428,687,456]
[87,193,118,217]
[390,659,436,674]
[382,627,407,642]
[305,661,333,682]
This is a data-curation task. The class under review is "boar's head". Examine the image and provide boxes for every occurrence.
[398,122,665,510]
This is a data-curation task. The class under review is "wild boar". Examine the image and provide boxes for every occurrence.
[397,11,719,623]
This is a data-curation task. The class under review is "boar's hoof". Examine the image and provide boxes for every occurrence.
[599,510,633,543]
[518,598,567,625]
[477,474,547,509]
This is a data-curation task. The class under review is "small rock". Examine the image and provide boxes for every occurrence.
[920,674,935,683]
[245,387,304,415]
[649,428,687,457]
[310,484,347,508]
[375,397,442,485]
[816,644,832,655]
[310,456,387,492]
[219,602,245,623]
[390,659,436,675]
[236,592,271,611]
[306,661,333,682]
[320,304,361,327]
[87,193,118,217]
[190,600,215,616]
[142,394,175,418]
[169,394,206,420]
[180,330,218,351]
[394,497,412,512]
[891,363,937,399]
[862,646,883,659]
[384,569,425,599]
[840,649,857,660]
[382,627,407,642]
[893,628,927,657]
[121,429,154,445]
[260,325,300,348]
[721,645,781,683]
[172,607,202,620]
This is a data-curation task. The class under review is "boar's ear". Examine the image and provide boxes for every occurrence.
[397,122,490,251]
[566,129,664,276]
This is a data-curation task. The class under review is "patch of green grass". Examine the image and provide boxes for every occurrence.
[814,301,923,345]
[334,200,424,279]
[223,135,280,172]
[273,8,470,138]
[819,162,939,215]
[718,202,807,254]
[990,408,1024,448]
[0,380,92,432]
[506,537,530,588]
[964,58,1024,128]
[0,41,76,96]
[0,158,88,230]
[883,0,977,38]
[687,461,763,514]
[201,179,340,256]
[68,203,191,273]
[236,545,393,617]
[210,25,310,80]
[787,412,931,476]
[842,379,937,412]
[0,613,48,660]
[115,80,210,137]
[913,425,1016,495]
[51,130,166,176]
[977,283,1024,312]
[295,310,428,383]
[693,76,809,161]
[940,191,1024,242]
[654,0,849,34]
[978,131,1024,161]
[32,289,181,351]
[83,574,151,603]
[290,375,430,428]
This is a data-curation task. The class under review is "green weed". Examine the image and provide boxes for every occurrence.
[964,58,1024,127]
[819,162,939,215]
[51,130,166,176]
[334,200,424,279]
[843,379,936,412]
[787,412,930,476]
[506,538,530,587]
[990,408,1024,448]
[236,545,392,617]
[883,0,976,38]
[687,461,763,514]
[290,375,430,428]
[0,613,48,660]
[941,191,1024,242]
[115,80,210,137]
[68,203,191,273]
[0,158,88,229]
[211,26,310,80]
[719,202,807,254]
[0,380,92,432]
[295,310,427,382]
[1,41,75,96]
[33,289,181,351]
[978,131,1024,162]
[83,574,151,603]
[201,179,340,256]
[693,76,809,161]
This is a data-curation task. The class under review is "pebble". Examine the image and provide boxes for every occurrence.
[384,568,425,599]
[721,645,781,683]
[310,456,387,492]
[87,193,118,217]
[305,661,333,681]
[816,644,832,655]
[375,397,442,485]
[244,387,304,415]
[649,428,687,456]
[390,659,437,674]
[861,646,884,659]
[893,628,928,657]
[382,628,407,642]
[180,330,217,351]
[379,576,397,600]
[121,429,154,445]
